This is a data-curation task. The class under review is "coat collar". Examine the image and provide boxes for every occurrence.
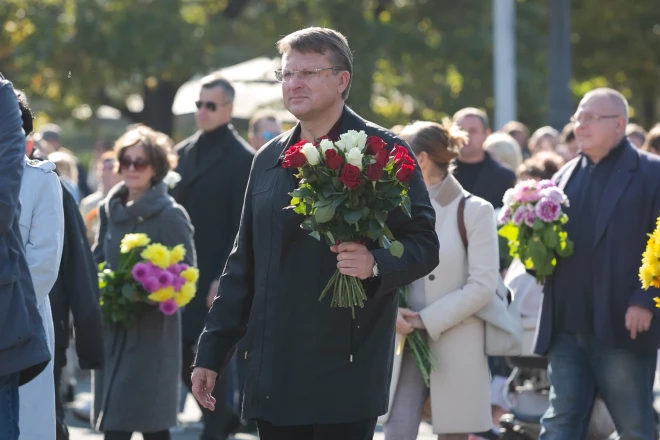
[433,174,465,207]
[105,181,172,223]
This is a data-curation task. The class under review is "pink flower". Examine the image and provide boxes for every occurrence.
[156,270,175,289]
[172,276,186,292]
[524,208,537,228]
[537,180,556,190]
[514,180,541,204]
[539,186,569,207]
[535,198,562,222]
[497,207,513,225]
[159,299,178,316]
[166,264,181,275]
[131,262,152,282]
[141,276,160,293]
[512,205,527,226]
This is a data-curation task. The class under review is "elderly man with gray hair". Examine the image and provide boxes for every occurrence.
[535,88,660,439]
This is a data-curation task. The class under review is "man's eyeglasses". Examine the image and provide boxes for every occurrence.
[259,131,280,141]
[570,113,620,125]
[119,158,150,171]
[195,100,218,112]
[274,68,339,83]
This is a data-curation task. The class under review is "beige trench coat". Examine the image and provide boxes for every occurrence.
[380,175,498,434]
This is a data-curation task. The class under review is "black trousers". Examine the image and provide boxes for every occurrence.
[104,430,170,440]
[257,419,377,440]
[54,348,69,440]
[182,343,239,440]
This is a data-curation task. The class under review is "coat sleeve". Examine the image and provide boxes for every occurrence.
[368,141,439,298]
[25,172,64,306]
[92,203,108,264]
[419,201,498,341]
[193,162,255,374]
[0,79,26,234]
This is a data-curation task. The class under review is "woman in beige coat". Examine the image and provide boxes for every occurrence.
[381,120,500,440]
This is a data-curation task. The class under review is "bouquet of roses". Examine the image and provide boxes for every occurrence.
[397,284,435,386]
[497,179,574,283]
[98,233,199,327]
[282,130,416,317]
[639,217,660,307]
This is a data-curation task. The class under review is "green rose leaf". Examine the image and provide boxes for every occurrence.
[401,195,412,218]
[389,240,404,258]
[542,226,559,249]
[344,209,363,224]
[121,284,134,301]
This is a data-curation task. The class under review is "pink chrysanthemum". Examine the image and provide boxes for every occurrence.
[131,262,152,282]
[514,180,541,204]
[523,206,537,227]
[537,180,556,190]
[141,276,160,293]
[159,299,178,316]
[535,197,562,222]
[512,205,527,226]
[498,207,513,225]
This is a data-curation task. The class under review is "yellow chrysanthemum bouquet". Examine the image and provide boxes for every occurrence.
[99,233,199,327]
[639,217,660,307]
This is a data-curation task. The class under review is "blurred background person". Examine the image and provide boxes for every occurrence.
[49,151,82,204]
[527,126,560,156]
[556,122,578,161]
[484,132,523,172]
[16,89,65,440]
[247,110,282,151]
[382,120,497,440]
[92,125,194,440]
[626,122,647,149]
[38,124,91,197]
[501,120,531,159]
[85,139,114,194]
[641,125,660,156]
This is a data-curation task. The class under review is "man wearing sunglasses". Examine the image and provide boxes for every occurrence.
[171,73,255,440]
[247,111,282,151]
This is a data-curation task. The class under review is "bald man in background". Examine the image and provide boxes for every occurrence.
[534,88,660,439]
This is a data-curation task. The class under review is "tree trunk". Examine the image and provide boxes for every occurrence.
[141,81,177,136]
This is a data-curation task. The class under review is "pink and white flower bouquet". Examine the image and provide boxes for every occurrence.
[498,179,574,283]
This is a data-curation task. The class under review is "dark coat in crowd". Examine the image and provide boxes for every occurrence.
[92,182,195,433]
[49,183,104,370]
[172,124,255,346]
[454,151,516,209]
[194,106,440,425]
[0,74,51,385]
[534,140,660,354]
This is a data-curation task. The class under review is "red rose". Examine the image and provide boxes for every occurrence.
[282,140,308,168]
[396,163,415,183]
[324,149,344,170]
[374,148,389,168]
[367,163,384,182]
[366,136,387,155]
[339,164,362,189]
[393,147,414,168]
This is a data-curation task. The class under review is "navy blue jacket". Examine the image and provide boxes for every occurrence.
[0,75,51,384]
[534,139,660,354]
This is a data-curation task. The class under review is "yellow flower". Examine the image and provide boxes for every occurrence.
[141,243,171,269]
[180,267,199,284]
[169,245,186,265]
[640,265,654,290]
[654,297,660,309]
[174,282,196,307]
[120,233,151,253]
[148,287,175,302]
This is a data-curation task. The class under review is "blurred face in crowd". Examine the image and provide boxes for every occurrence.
[98,158,122,193]
[628,133,645,149]
[509,130,527,150]
[119,144,155,192]
[573,93,626,160]
[280,49,349,121]
[195,87,233,133]
[249,118,282,150]
[455,115,490,161]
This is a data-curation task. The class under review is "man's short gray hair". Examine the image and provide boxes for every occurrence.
[452,107,490,131]
[200,73,235,103]
[584,87,629,124]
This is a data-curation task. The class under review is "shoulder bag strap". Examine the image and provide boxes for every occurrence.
[457,194,471,251]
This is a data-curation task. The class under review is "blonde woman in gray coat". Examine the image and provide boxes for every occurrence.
[92,125,195,440]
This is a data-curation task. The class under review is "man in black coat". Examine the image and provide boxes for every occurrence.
[191,27,439,440]
[172,74,255,439]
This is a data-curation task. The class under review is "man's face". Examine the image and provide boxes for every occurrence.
[510,130,527,150]
[98,158,122,191]
[249,118,282,150]
[281,50,347,121]
[573,94,625,154]
[456,115,490,159]
[195,87,233,133]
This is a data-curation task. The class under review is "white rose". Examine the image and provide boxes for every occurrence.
[502,188,516,207]
[355,130,368,152]
[301,143,321,166]
[336,130,360,151]
[320,139,336,155]
[346,147,364,170]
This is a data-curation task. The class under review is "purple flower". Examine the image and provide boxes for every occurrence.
[537,179,556,190]
[159,299,178,316]
[535,197,562,222]
[497,207,513,225]
[512,205,527,226]
[131,262,152,282]
[156,270,175,289]
[172,276,186,292]
[514,180,541,204]
[524,208,537,227]
[141,276,160,293]
[166,264,180,275]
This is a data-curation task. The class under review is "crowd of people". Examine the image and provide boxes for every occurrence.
[2,25,660,440]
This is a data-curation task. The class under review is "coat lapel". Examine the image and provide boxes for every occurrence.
[556,157,579,190]
[433,174,464,207]
[593,143,638,246]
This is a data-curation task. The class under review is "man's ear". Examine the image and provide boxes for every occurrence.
[338,71,351,96]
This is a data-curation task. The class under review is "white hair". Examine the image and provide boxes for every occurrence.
[583,88,629,124]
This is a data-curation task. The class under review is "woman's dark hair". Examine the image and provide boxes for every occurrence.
[14,90,34,136]
[516,152,565,181]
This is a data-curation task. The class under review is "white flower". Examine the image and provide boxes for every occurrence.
[346,147,364,170]
[336,130,360,152]
[502,188,516,207]
[320,139,336,155]
[301,143,321,166]
[355,130,368,152]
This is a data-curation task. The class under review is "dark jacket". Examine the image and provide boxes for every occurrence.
[193,106,440,425]
[49,183,104,369]
[172,123,255,345]
[534,140,660,354]
[0,75,51,385]
[454,152,516,209]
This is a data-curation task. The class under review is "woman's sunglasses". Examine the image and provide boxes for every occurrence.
[119,158,150,171]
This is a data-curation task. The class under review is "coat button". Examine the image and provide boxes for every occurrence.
[137,216,144,223]
[266,395,270,400]
[429,274,435,281]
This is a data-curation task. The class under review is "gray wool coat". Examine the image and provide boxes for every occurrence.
[92,181,195,433]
